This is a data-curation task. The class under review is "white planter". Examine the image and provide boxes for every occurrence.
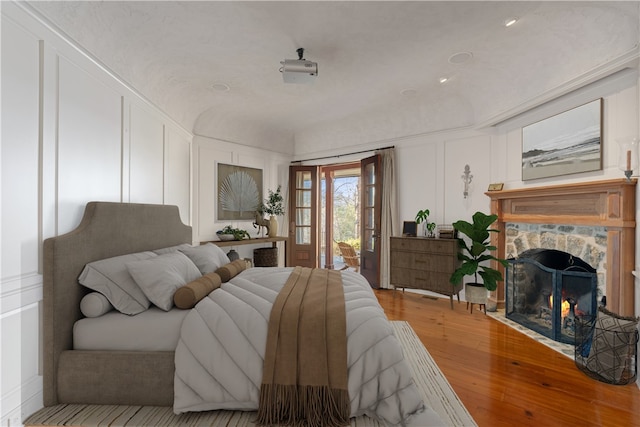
[465,283,488,304]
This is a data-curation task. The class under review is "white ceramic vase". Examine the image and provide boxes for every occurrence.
[268,216,278,237]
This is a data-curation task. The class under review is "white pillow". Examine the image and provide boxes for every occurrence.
[78,251,157,315]
[179,243,230,274]
[153,243,192,255]
[127,252,202,311]
[80,292,114,318]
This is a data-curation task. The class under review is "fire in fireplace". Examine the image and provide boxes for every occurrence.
[505,249,598,344]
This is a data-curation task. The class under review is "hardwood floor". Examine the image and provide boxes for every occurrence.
[374,289,640,427]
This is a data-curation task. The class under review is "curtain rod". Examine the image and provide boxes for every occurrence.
[291,145,395,164]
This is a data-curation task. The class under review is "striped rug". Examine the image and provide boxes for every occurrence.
[25,321,476,427]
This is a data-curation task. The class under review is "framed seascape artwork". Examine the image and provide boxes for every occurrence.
[522,98,603,181]
[217,163,263,221]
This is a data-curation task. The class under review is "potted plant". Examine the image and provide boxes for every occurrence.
[415,209,436,237]
[449,211,509,309]
[216,225,250,241]
[259,185,285,237]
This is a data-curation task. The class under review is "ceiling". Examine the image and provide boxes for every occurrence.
[25,1,640,154]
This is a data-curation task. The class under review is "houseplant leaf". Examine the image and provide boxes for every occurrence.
[450,211,507,291]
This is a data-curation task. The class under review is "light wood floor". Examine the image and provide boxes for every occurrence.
[374,289,640,427]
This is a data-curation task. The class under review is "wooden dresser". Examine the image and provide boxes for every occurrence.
[390,236,462,309]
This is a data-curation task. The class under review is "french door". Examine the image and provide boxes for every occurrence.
[360,155,382,288]
[287,156,382,288]
[287,165,319,268]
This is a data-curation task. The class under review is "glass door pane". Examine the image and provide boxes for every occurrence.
[363,162,375,252]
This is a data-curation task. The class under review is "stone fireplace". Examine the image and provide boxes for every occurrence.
[505,223,607,299]
[505,248,598,344]
[486,179,636,317]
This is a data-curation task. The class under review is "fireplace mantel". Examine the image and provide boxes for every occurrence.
[486,178,636,316]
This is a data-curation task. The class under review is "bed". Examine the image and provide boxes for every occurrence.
[43,201,442,426]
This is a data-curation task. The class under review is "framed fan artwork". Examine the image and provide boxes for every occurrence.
[216,163,263,221]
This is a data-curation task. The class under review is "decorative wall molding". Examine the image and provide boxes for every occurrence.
[478,49,640,129]
[0,274,43,315]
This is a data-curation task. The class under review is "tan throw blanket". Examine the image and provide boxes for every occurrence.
[256,267,350,427]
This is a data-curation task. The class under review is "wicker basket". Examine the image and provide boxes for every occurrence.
[253,247,278,267]
[575,314,639,385]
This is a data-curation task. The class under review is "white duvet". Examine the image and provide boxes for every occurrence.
[173,267,439,426]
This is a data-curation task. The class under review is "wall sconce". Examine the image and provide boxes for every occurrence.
[617,137,639,181]
[461,164,473,198]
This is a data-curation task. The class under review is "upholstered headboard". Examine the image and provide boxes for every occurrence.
[42,201,192,406]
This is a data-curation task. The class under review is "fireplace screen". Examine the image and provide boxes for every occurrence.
[506,249,597,344]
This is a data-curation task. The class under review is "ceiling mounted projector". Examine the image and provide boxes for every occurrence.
[280,48,318,84]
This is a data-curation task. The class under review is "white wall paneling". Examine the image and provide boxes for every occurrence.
[40,39,60,251]
[1,14,44,426]
[605,84,639,170]
[395,141,439,230]
[1,3,194,423]
[488,130,506,185]
[443,135,493,223]
[165,125,192,227]
[128,102,165,204]
[504,127,525,187]
[1,15,40,282]
[121,98,131,203]
[1,304,41,423]
[57,55,123,233]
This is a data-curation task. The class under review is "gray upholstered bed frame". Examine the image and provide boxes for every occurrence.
[43,201,192,406]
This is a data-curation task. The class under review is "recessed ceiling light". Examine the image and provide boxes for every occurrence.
[504,17,518,27]
[401,88,418,96]
[448,52,473,65]
[211,82,230,92]
[439,77,449,84]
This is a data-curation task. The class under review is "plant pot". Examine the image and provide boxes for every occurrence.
[464,282,488,304]
[268,216,278,237]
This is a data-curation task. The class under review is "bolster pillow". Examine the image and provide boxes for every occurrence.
[173,272,222,309]
[215,259,248,283]
[80,292,115,318]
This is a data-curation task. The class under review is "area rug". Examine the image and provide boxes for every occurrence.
[486,309,574,358]
[25,321,476,427]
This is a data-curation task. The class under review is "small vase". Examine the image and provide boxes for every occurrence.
[268,216,278,237]
[227,249,239,261]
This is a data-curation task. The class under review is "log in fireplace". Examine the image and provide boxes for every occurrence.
[506,249,598,344]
